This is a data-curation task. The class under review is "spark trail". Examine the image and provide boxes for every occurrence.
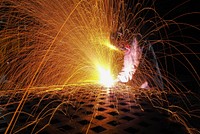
[0,0,199,134]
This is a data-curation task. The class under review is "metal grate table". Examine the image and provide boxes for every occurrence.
[0,84,189,134]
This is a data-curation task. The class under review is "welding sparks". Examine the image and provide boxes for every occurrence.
[0,0,199,134]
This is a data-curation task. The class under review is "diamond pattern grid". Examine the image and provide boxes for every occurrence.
[0,86,189,134]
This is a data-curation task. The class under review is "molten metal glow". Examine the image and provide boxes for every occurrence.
[97,66,115,88]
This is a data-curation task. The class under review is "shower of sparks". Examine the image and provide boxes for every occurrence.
[0,0,199,134]
[0,0,122,89]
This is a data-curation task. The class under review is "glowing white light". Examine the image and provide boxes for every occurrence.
[97,66,114,88]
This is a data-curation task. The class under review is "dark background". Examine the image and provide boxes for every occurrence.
[155,0,200,93]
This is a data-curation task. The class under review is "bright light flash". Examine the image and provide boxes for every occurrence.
[97,66,115,88]
[104,40,118,51]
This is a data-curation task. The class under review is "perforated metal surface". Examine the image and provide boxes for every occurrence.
[0,84,188,134]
